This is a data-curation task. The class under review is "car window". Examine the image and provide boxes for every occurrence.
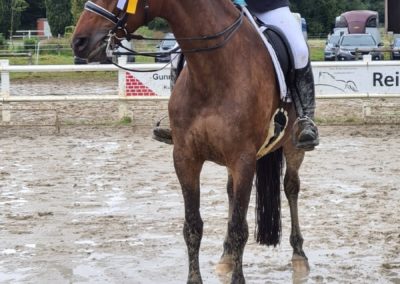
[329,35,340,45]
[161,39,177,49]
[340,35,376,46]
[394,38,400,47]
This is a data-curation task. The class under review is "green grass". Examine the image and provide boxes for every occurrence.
[308,38,326,61]
[117,116,133,125]
[7,54,74,65]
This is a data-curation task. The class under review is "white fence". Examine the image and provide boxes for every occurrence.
[0,59,171,123]
[0,60,172,100]
[1,58,400,123]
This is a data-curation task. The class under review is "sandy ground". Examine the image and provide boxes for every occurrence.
[0,124,399,284]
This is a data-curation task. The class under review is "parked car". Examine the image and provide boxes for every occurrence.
[335,33,384,61]
[390,37,400,60]
[292,13,308,40]
[301,17,308,40]
[118,39,136,63]
[324,34,341,61]
[155,33,178,63]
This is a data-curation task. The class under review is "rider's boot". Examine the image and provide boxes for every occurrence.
[153,126,173,144]
[291,61,319,151]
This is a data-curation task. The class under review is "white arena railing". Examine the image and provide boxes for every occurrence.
[0,59,170,101]
[2,57,400,100]
[1,57,400,123]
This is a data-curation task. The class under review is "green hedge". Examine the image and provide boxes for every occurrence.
[0,33,6,48]
[23,37,39,51]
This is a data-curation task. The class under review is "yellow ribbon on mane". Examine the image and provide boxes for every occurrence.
[127,0,139,14]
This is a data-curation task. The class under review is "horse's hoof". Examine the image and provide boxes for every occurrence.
[187,278,202,284]
[292,254,310,276]
[215,258,234,275]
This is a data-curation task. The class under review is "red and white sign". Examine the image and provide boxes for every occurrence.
[124,68,172,97]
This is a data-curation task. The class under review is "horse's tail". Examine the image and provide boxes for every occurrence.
[255,147,283,246]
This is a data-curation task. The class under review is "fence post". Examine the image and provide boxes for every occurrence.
[0,60,11,122]
[363,102,372,121]
[117,56,131,120]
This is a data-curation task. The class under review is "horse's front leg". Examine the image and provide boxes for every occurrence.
[283,145,309,275]
[174,148,204,284]
[216,171,234,274]
[217,160,255,283]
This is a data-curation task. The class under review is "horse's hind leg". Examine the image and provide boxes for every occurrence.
[283,144,310,275]
[174,149,204,284]
[217,161,255,283]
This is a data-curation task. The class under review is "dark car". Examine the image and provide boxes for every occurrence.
[324,34,341,61]
[155,33,178,63]
[390,37,400,60]
[335,33,384,61]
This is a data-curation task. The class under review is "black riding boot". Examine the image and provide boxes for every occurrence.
[153,126,173,144]
[291,61,319,151]
[153,54,185,145]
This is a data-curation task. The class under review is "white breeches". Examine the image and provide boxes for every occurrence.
[253,6,309,69]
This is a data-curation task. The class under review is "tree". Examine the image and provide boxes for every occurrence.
[20,0,46,29]
[0,0,11,37]
[0,0,28,38]
[10,0,29,37]
[363,0,384,23]
[45,0,72,36]
[71,0,86,25]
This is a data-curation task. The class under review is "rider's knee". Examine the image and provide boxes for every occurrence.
[292,43,309,69]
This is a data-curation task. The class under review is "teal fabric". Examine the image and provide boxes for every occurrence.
[233,0,246,5]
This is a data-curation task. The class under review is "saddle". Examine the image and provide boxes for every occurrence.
[259,23,296,94]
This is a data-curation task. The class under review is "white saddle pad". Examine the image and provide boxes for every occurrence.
[242,7,290,102]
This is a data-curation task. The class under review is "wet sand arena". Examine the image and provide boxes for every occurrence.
[0,125,399,283]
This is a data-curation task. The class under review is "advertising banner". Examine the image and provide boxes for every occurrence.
[312,60,400,96]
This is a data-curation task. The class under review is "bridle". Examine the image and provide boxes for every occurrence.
[83,0,244,71]
[84,0,150,39]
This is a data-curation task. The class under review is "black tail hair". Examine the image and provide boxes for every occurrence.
[255,147,283,246]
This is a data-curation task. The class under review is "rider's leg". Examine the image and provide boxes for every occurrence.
[153,53,185,145]
[153,126,172,144]
[253,7,319,151]
[292,60,319,150]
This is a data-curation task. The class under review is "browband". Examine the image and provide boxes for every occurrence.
[85,1,120,24]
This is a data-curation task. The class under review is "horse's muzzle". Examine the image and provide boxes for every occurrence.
[72,30,109,61]
[72,37,89,57]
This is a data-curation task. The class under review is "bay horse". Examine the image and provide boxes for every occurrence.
[72,0,310,282]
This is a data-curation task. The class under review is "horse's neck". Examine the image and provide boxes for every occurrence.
[162,0,241,74]
[163,1,236,36]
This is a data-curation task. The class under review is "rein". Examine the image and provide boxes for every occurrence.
[84,1,244,72]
